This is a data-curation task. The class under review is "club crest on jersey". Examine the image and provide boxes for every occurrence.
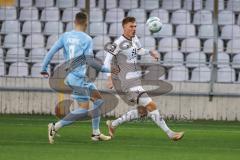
[104,42,117,55]
[119,40,132,50]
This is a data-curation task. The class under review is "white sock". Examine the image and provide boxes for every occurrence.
[93,129,101,135]
[148,110,173,137]
[54,122,63,131]
[112,109,138,128]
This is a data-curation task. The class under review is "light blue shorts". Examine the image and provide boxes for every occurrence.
[64,73,97,102]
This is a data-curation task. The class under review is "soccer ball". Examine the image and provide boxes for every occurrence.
[146,17,162,33]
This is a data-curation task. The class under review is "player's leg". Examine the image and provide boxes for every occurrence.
[48,99,89,144]
[106,86,147,137]
[139,94,184,141]
[90,89,111,141]
[106,106,146,137]
[48,74,89,144]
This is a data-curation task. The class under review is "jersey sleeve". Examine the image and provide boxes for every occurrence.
[135,36,151,56]
[41,35,64,72]
[84,37,94,56]
[103,42,119,76]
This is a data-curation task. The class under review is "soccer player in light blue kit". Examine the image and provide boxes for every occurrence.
[41,12,112,144]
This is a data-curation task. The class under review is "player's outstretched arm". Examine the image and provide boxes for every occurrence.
[41,36,64,77]
[149,49,160,60]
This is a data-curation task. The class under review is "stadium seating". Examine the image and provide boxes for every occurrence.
[218,10,235,25]
[135,23,151,37]
[0,48,3,61]
[3,34,23,48]
[193,10,212,25]
[62,8,80,22]
[232,54,240,69]
[43,21,64,35]
[51,49,64,64]
[221,25,240,40]
[0,61,5,76]
[92,35,111,50]
[22,21,42,35]
[168,66,189,81]
[40,7,60,21]
[191,66,211,82]
[0,0,237,82]
[181,37,201,53]
[205,0,224,11]
[149,9,169,24]
[105,8,125,23]
[25,34,45,49]
[226,39,240,54]
[213,52,230,68]
[217,67,235,82]
[98,0,118,9]
[31,63,44,77]
[175,24,196,38]
[5,48,26,62]
[0,7,17,20]
[171,9,191,25]
[20,0,33,8]
[153,23,173,38]
[90,8,103,22]
[226,0,240,12]
[8,62,29,77]
[0,20,20,34]
[198,25,214,39]
[89,22,108,36]
[186,52,207,67]
[46,34,60,49]
[203,39,224,54]
[158,37,179,52]
[35,0,54,8]
[163,51,184,67]
[19,7,39,21]
[119,0,138,10]
[139,36,156,49]
[128,9,146,23]
[28,48,47,63]
[66,22,74,32]
[56,0,75,9]
[162,0,181,11]
[139,0,159,10]
[76,0,96,9]
[108,23,123,37]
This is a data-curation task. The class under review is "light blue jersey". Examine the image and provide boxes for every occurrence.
[42,30,93,77]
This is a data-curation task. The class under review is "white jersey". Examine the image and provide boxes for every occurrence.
[104,35,149,77]
[103,35,153,106]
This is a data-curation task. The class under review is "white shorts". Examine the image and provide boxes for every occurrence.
[129,86,152,106]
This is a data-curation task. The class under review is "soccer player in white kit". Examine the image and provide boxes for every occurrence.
[104,17,184,141]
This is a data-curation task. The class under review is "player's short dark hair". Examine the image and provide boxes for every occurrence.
[122,17,136,26]
[75,12,88,25]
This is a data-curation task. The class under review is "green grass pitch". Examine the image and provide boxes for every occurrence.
[0,115,240,160]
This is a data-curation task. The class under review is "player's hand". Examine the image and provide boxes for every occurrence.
[111,66,120,75]
[40,71,49,78]
[106,77,113,89]
[150,50,160,61]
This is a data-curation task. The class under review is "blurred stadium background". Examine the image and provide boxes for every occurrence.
[0,0,240,121]
[1,1,240,160]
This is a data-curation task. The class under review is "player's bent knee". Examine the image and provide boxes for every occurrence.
[91,90,103,102]
[145,101,157,112]
[78,101,90,110]
[137,106,148,118]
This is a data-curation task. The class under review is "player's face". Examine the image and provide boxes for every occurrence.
[123,22,137,38]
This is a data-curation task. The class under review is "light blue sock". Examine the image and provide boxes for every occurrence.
[92,99,104,135]
[56,108,88,129]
